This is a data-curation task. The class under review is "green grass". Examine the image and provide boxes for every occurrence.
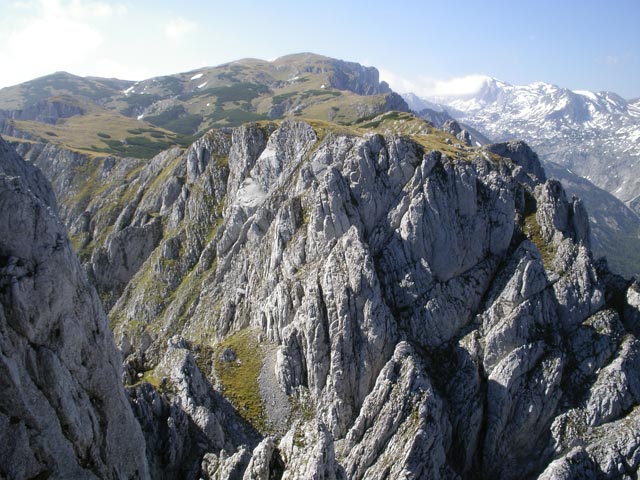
[120,93,162,116]
[272,92,298,104]
[207,108,267,126]
[144,106,204,135]
[99,136,176,159]
[300,89,342,99]
[139,370,163,389]
[18,73,115,105]
[191,83,270,104]
[523,211,556,269]
[11,109,189,158]
[214,328,266,431]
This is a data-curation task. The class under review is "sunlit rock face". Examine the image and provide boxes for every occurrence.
[5,116,640,479]
[0,136,150,479]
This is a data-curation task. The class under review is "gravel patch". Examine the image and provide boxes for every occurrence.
[258,345,290,434]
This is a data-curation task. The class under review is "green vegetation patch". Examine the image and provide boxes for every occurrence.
[300,89,342,99]
[145,106,203,135]
[120,93,162,116]
[207,108,267,127]
[272,92,298,104]
[190,82,270,104]
[356,110,408,129]
[154,76,184,95]
[523,211,556,269]
[98,136,179,159]
[214,328,266,431]
[19,74,115,105]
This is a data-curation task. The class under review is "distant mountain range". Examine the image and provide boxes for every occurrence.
[404,79,640,278]
[403,78,640,211]
[0,53,407,158]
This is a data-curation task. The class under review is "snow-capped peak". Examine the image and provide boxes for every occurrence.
[402,78,640,205]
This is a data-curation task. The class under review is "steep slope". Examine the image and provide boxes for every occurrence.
[544,161,640,278]
[0,136,149,479]
[408,79,640,210]
[15,114,640,478]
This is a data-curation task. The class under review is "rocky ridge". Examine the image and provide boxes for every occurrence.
[9,110,640,478]
[0,136,149,479]
[543,161,640,279]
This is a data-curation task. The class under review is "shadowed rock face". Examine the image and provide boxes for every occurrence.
[6,117,640,479]
[0,136,149,479]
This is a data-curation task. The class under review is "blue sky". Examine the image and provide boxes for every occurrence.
[0,0,638,98]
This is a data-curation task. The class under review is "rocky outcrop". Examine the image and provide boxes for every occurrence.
[0,98,84,125]
[322,59,391,96]
[0,135,149,479]
[442,118,472,146]
[96,120,640,477]
[7,114,640,478]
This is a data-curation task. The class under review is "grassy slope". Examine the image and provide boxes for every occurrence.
[1,54,408,157]
[12,112,187,156]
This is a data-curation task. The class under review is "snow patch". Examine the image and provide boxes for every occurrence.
[574,90,598,101]
[198,82,208,89]
[191,73,203,80]
[123,86,135,95]
[137,114,144,120]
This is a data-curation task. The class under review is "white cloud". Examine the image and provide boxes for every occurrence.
[164,18,198,40]
[604,55,620,66]
[0,0,127,87]
[378,68,421,95]
[430,74,493,97]
[379,68,491,99]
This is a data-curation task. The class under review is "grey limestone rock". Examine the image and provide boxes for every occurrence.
[242,436,284,480]
[8,115,640,479]
[108,123,640,477]
[279,419,341,480]
[0,135,149,479]
[337,342,453,480]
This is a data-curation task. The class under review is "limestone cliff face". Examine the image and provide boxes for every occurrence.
[0,136,149,479]
[0,98,84,125]
[10,119,640,479]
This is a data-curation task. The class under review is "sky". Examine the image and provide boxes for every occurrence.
[0,0,638,99]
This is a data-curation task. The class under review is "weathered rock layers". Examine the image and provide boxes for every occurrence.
[5,118,640,479]
[0,136,149,479]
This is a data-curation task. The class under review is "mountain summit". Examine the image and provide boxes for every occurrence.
[0,53,408,150]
